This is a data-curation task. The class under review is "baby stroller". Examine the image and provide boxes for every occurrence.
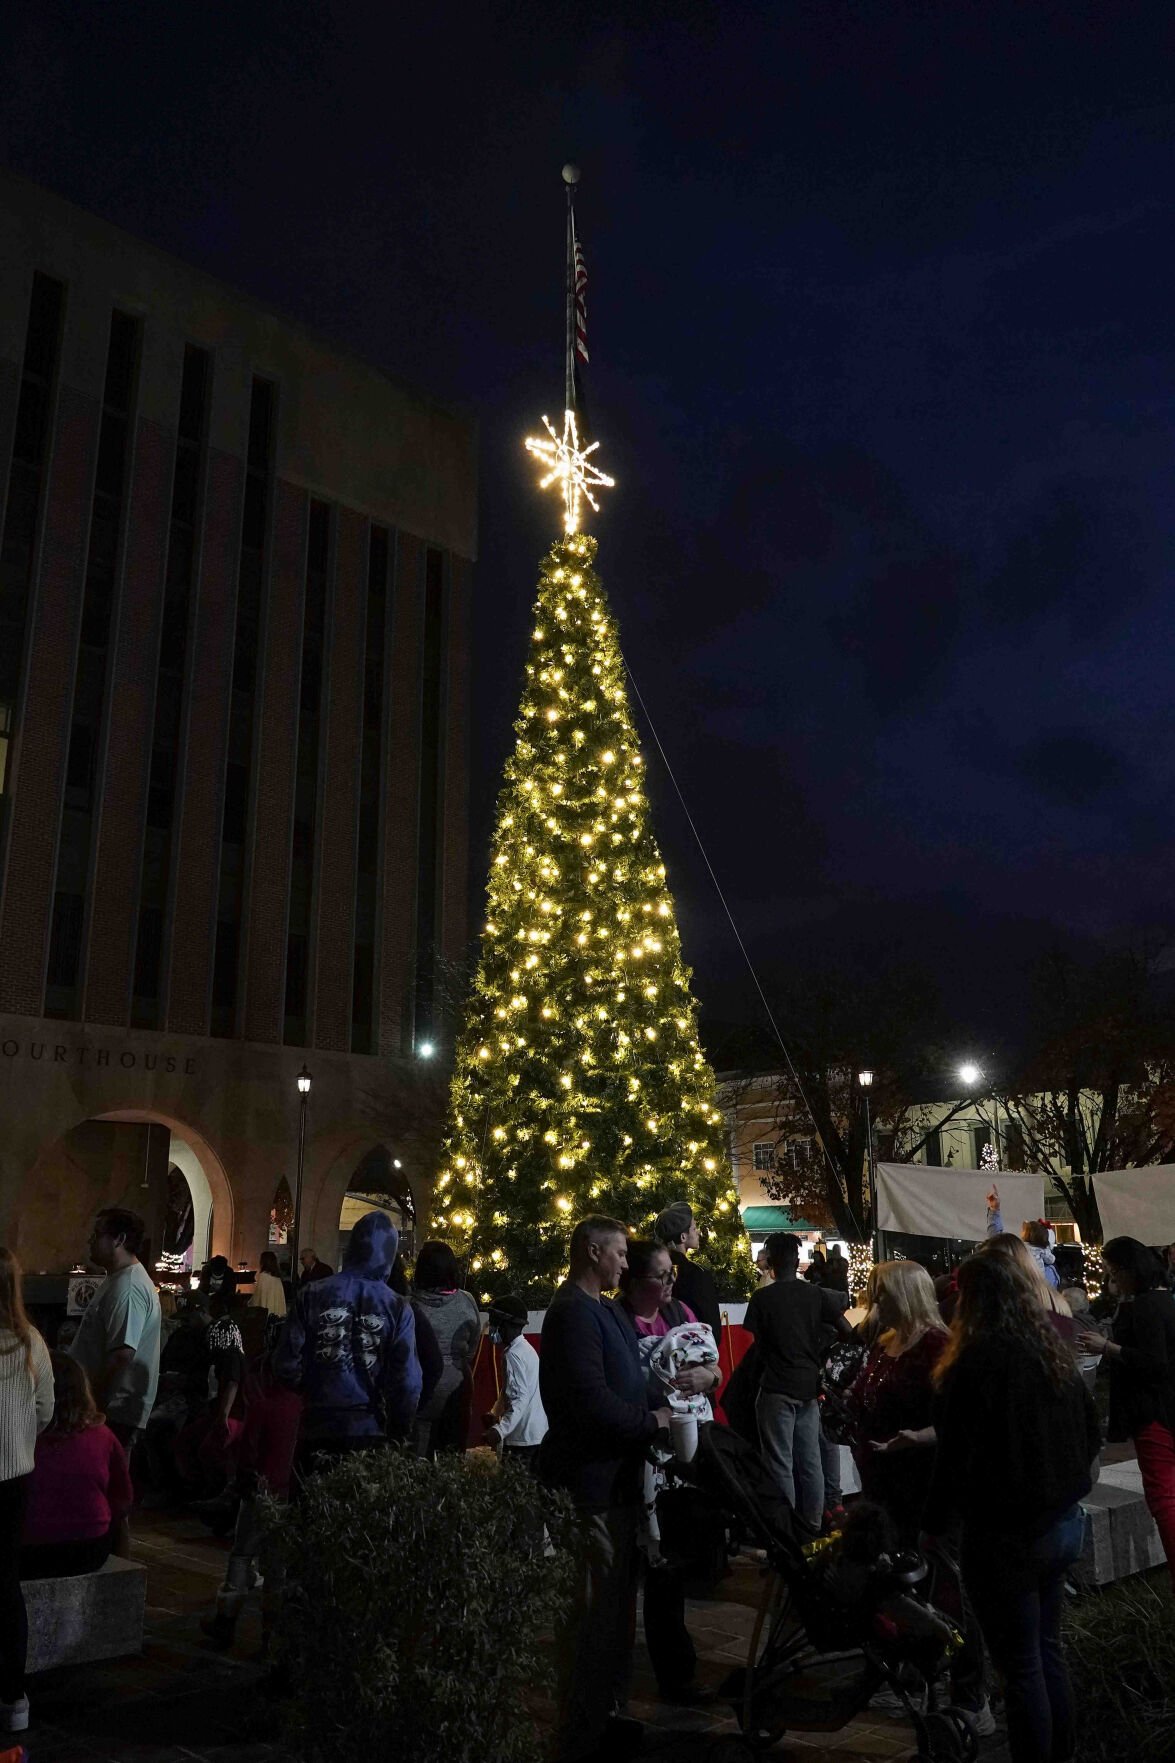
[687,1425,978,1761]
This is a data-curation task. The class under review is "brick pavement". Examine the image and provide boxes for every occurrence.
[20,1514,1011,1763]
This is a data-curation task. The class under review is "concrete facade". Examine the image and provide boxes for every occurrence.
[0,171,474,1271]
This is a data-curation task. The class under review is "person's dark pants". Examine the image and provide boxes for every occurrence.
[107,1421,144,1452]
[504,1443,541,1473]
[818,1423,842,1509]
[19,1536,110,1580]
[0,1476,30,1704]
[555,1505,639,1762]
[962,1507,1085,1763]
[642,1552,696,1693]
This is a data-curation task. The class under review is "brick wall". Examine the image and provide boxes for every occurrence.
[0,387,101,1015]
[242,479,307,1044]
[165,448,244,1033]
[440,552,472,970]
[0,356,20,545]
[83,415,173,1023]
[377,531,423,1054]
[312,507,364,1051]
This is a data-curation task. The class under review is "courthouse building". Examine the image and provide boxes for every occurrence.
[0,170,476,1275]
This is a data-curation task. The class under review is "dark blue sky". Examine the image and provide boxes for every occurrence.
[5,1,1174,1045]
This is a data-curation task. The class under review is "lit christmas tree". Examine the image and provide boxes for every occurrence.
[433,529,748,1301]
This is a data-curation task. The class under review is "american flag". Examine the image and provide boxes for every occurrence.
[573,235,589,364]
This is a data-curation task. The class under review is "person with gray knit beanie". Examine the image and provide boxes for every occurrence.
[653,1202,722,1346]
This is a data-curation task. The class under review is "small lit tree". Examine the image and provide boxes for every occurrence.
[433,532,748,1302]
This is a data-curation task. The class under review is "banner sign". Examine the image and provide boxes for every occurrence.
[1094,1165,1175,1245]
[876,1163,1044,1241]
[67,1273,105,1317]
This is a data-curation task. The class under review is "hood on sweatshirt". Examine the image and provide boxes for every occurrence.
[343,1210,399,1281]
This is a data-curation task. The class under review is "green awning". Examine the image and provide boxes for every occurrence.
[741,1205,819,1234]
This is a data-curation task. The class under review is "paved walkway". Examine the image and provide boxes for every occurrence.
[22,1514,1010,1763]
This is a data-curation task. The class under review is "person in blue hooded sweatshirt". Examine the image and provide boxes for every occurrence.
[273,1211,421,1467]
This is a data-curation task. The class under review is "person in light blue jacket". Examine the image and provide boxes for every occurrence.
[986,1183,1060,1288]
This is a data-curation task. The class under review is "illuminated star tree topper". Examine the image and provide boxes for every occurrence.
[526,408,614,535]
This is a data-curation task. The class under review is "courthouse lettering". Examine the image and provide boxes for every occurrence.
[0,1041,196,1075]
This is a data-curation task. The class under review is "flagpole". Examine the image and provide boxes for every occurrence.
[562,162,579,416]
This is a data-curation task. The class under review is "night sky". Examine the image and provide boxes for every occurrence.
[5,3,1174,1053]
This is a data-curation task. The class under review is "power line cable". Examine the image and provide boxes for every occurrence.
[622,655,846,1194]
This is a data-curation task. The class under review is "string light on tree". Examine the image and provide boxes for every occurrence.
[848,1243,874,1298]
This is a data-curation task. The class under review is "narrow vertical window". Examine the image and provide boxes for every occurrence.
[131,344,210,1026]
[211,377,274,1037]
[412,547,445,1050]
[283,499,331,1045]
[351,523,388,1053]
[0,273,65,862]
[45,309,140,1018]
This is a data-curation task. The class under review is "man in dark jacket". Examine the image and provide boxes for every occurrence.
[654,1201,722,1345]
[298,1248,333,1285]
[540,1216,671,1763]
[275,1212,420,1464]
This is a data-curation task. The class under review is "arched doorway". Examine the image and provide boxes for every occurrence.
[14,1110,230,1274]
[337,1145,417,1269]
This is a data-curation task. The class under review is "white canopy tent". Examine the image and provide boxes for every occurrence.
[1094,1165,1175,1245]
[876,1163,1045,1241]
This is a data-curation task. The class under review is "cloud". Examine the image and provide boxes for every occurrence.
[985,477,1148,633]
[1015,731,1135,806]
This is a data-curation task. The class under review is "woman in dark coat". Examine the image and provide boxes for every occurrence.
[1077,1235,1175,1586]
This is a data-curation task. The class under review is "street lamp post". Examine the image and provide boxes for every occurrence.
[858,1069,876,1258]
[291,1064,312,1275]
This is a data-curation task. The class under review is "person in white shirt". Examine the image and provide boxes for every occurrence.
[68,1208,161,1450]
[249,1251,288,1321]
[485,1295,546,1468]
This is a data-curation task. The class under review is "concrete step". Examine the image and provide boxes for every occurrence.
[25,1554,147,1674]
[1073,1459,1165,1586]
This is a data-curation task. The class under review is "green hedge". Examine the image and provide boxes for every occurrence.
[268,1449,577,1763]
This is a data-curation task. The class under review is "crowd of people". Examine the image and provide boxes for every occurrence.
[534,1204,1175,1763]
[0,1204,547,1735]
[0,1190,1170,1763]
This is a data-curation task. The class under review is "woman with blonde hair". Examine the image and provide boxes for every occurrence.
[846,1260,948,1537]
[0,1248,53,1734]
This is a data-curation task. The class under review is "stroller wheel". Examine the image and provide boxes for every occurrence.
[918,1709,979,1763]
